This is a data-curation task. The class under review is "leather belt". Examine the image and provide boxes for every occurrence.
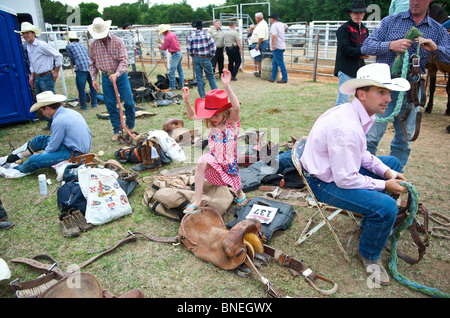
[35,70,52,78]
[193,55,209,58]
[170,51,180,54]
[102,71,115,76]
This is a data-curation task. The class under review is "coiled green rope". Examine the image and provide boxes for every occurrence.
[388,182,450,298]
[374,50,409,124]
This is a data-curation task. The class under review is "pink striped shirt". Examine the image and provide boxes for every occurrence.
[89,33,129,79]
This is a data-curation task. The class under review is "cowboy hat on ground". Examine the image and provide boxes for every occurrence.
[339,63,410,95]
[15,22,41,36]
[88,17,112,39]
[30,91,67,113]
[194,89,232,119]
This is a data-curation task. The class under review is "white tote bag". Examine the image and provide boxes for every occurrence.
[148,130,186,163]
[78,167,132,225]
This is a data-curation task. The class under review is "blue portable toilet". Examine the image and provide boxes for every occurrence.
[0,5,35,126]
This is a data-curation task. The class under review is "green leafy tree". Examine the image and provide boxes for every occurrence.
[40,0,67,24]
[78,2,102,26]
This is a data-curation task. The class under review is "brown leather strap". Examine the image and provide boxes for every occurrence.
[262,245,338,296]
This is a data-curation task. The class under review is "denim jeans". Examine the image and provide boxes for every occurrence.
[271,49,288,82]
[34,73,55,94]
[34,73,55,128]
[169,51,184,89]
[76,71,98,109]
[305,156,401,260]
[102,72,135,134]
[250,40,269,62]
[193,56,217,98]
[335,71,354,106]
[14,135,74,173]
[366,91,417,171]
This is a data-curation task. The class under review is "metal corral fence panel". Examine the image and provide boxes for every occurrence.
[38,21,447,90]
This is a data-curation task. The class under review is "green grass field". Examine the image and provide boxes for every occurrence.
[0,63,449,299]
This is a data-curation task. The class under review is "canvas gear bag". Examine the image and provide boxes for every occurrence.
[142,173,234,221]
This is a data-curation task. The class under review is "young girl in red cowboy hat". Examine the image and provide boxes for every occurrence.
[182,69,246,213]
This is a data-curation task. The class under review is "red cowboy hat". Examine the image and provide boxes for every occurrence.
[194,89,232,119]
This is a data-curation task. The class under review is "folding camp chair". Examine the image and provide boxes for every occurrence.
[291,138,359,262]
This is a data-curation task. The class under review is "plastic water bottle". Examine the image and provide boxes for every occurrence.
[38,174,47,196]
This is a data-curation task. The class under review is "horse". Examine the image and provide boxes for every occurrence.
[425,2,450,116]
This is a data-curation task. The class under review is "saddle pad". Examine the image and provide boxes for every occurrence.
[226,197,296,241]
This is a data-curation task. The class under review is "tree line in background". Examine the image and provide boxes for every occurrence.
[41,0,449,27]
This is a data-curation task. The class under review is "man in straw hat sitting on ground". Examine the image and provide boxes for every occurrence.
[158,24,185,90]
[88,17,136,142]
[0,91,92,178]
[299,63,411,286]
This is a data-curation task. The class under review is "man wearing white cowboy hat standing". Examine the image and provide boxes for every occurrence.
[15,22,63,95]
[300,63,411,286]
[0,91,92,178]
[158,24,184,90]
[65,31,98,110]
[88,17,136,142]
[16,22,63,130]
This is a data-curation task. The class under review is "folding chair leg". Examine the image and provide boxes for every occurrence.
[295,207,352,262]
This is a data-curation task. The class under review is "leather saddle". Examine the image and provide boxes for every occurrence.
[178,207,265,270]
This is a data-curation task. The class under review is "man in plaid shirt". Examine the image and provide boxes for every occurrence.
[65,32,98,110]
[361,0,450,170]
[187,18,218,98]
[88,17,136,142]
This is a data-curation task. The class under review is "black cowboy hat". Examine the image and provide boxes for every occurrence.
[268,13,282,21]
[344,0,367,12]
[191,18,205,29]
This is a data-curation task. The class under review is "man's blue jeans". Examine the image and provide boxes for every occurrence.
[366,91,417,171]
[34,73,55,128]
[270,49,288,82]
[102,72,135,134]
[193,56,217,98]
[305,156,401,261]
[169,51,184,89]
[76,71,98,109]
[14,135,74,174]
[335,71,353,106]
[34,73,55,94]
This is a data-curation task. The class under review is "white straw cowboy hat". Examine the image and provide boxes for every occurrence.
[0,258,11,282]
[65,31,79,41]
[340,63,411,95]
[88,17,112,39]
[15,22,42,36]
[158,24,170,34]
[30,91,67,112]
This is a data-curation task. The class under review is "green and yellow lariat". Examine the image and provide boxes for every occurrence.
[388,182,449,298]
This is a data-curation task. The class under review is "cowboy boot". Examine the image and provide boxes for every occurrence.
[131,142,158,171]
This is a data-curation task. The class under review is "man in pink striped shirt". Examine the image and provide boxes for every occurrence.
[300,63,410,286]
[89,17,136,142]
[158,24,184,90]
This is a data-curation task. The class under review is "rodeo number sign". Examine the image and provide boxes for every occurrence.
[246,204,278,224]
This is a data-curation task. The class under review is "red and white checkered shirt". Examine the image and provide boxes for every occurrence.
[89,33,129,80]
